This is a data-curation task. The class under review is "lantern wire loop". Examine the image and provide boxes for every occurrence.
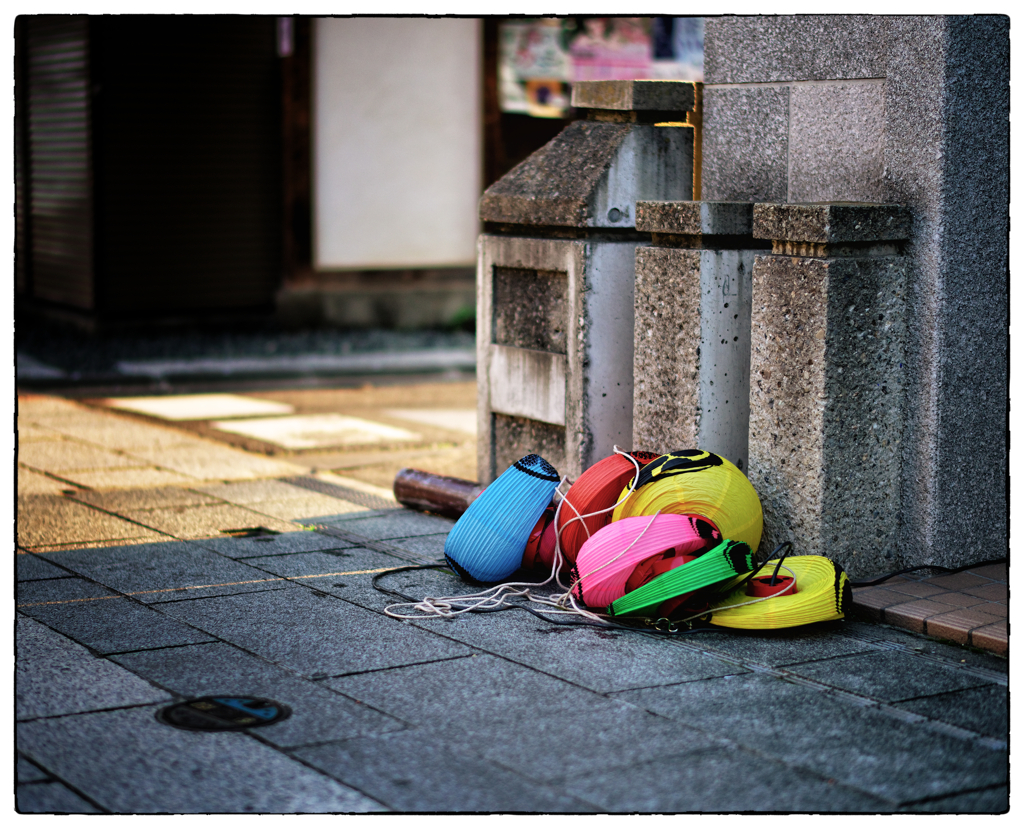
[703,555,849,629]
[554,449,659,563]
[607,539,755,617]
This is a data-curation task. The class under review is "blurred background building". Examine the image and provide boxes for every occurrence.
[14,15,703,334]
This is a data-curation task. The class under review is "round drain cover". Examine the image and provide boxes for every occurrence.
[156,696,291,731]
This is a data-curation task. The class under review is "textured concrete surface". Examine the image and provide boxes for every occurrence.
[704,15,889,84]
[789,82,886,203]
[884,15,1009,569]
[571,79,697,112]
[479,121,693,229]
[636,199,755,237]
[748,253,907,574]
[633,224,756,469]
[477,236,636,482]
[753,202,911,245]
[701,86,790,203]
[632,246,701,452]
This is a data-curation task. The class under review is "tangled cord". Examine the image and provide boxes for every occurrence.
[376,447,713,632]
[846,557,1007,587]
[371,563,719,635]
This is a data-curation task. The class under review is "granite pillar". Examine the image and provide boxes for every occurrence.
[632,201,768,469]
[748,203,910,577]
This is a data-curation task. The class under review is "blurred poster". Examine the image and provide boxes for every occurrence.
[498,19,572,118]
[498,17,704,117]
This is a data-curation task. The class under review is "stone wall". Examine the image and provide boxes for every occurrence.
[703,15,1009,570]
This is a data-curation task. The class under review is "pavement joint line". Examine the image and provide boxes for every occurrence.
[629,633,1008,749]
[837,630,1008,686]
[15,568,399,607]
[312,524,441,565]
[17,463,99,491]
[311,653,479,683]
[897,782,1010,810]
[30,489,185,540]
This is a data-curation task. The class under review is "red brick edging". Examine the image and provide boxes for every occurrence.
[850,563,1007,656]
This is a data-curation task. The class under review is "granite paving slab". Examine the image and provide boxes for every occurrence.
[16,467,68,495]
[325,654,723,784]
[898,785,1009,813]
[105,392,295,420]
[15,423,65,441]
[839,621,1009,676]
[311,509,455,539]
[781,649,997,703]
[16,781,102,814]
[892,684,1009,740]
[57,467,201,490]
[280,553,457,611]
[123,502,298,539]
[193,529,360,559]
[614,672,1008,805]
[17,575,119,606]
[16,616,171,720]
[384,533,448,559]
[17,494,168,548]
[17,439,143,471]
[242,547,411,607]
[43,540,295,603]
[193,479,340,503]
[17,753,50,783]
[563,743,892,812]
[244,494,368,522]
[31,419,205,451]
[666,623,877,668]
[16,552,71,582]
[408,604,751,694]
[294,730,600,813]
[111,642,406,749]
[70,485,222,512]
[156,587,476,678]
[127,442,305,481]
[18,589,217,655]
[16,705,385,813]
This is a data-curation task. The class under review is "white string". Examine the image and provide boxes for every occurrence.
[384,446,647,625]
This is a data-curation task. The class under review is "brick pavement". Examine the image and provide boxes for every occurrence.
[14,390,1009,813]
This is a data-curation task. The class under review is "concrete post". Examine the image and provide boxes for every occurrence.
[632,201,768,470]
[476,80,697,484]
[748,203,910,578]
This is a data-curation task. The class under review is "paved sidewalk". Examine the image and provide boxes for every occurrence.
[14,391,1010,813]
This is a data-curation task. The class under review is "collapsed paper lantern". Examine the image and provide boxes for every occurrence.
[705,556,850,629]
[521,504,557,571]
[570,513,721,608]
[444,454,560,584]
[555,450,660,565]
[612,450,763,553]
[608,539,755,618]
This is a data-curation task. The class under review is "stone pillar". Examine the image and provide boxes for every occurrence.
[632,201,768,470]
[476,80,697,484]
[748,203,910,578]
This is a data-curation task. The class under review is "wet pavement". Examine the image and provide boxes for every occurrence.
[14,384,1010,814]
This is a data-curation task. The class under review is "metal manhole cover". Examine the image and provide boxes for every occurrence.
[156,696,291,731]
